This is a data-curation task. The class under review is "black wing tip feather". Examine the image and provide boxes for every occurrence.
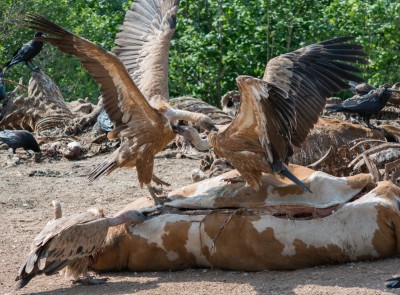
[21,13,72,38]
[15,276,32,290]
[319,36,355,45]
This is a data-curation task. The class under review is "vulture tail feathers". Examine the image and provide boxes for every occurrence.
[15,274,34,290]
[87,160,117,181]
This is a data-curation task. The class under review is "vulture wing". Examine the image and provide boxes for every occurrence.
[263,37,368,148]
[22,14,164,133]
[217,37,367,166]
[34,218,109,272]
[33,208,104,247]
[16,208,107,288]
[113,0,179,101]
[216,76,293,165]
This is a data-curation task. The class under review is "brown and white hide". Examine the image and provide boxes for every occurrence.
[91,167,400,272]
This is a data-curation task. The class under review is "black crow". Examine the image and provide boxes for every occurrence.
[97,108,113,132]
[0,68,6,101]
[386,277,400,289]
[3,32,44,74]
[325,84,394,128]
[0,130,41,154]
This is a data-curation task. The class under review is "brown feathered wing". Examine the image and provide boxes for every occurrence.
[263,36,368,150]
[22,14,164,136]
[16,208,108,289]
[113,0,179,101]
[212,76,293,168]
[215,37,367,167]
[210,37,367,190]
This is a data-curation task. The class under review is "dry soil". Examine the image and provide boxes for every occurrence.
[1,148,400,295]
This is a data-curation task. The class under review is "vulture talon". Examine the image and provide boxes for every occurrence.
[152,174,171,187]
[222,175,245,184]
[71,275,108,285]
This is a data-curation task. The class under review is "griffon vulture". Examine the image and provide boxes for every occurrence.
[16,207,146,289]
[22,3,216,204]
[176,37,368,192]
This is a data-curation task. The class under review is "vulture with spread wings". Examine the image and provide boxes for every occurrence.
[16,207,146,290]
[22,1,216,205]
[177,37,368,192]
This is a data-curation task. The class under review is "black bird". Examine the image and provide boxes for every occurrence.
[386,277,400,289]
[0,130,41,154]
[97,108,113,132]
[3,32,44,74]
[325,84,394,128]
[0,68,6,101]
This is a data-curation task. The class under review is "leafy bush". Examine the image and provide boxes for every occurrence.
[1,0,398,105]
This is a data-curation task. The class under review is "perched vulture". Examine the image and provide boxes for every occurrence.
[15,207,146,290]
[3,32,44,74]
[22,7,216,204]
[0,129,41,154]
[348,81,375,96]
[325,84,394,128]
[176,37,368,192]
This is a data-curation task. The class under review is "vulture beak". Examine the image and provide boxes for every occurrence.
[172,125,184,134]
[210,124,219,132]
[387,88,400,93]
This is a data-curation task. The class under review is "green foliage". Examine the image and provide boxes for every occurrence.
[0,0,129,102]
[170,0,400,104]
[0,0,399,105]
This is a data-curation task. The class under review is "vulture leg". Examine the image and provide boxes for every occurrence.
[146,184,169,205]
[71,275,108,285]
[222,175,246,184]
[275,163,312,193]
[152,174,171,186]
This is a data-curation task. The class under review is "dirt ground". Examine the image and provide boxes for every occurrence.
[1,147,400,295]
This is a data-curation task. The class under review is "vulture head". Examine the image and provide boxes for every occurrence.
[194,114,219,132]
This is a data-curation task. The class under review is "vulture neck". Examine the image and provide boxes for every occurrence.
[184,126,212,151]
[52,200,62,219]
[164,108,204,124]
[108,215,129,227]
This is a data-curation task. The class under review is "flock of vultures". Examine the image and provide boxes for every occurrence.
[1,0,400,292]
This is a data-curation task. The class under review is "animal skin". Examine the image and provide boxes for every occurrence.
[90,167,400,273]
